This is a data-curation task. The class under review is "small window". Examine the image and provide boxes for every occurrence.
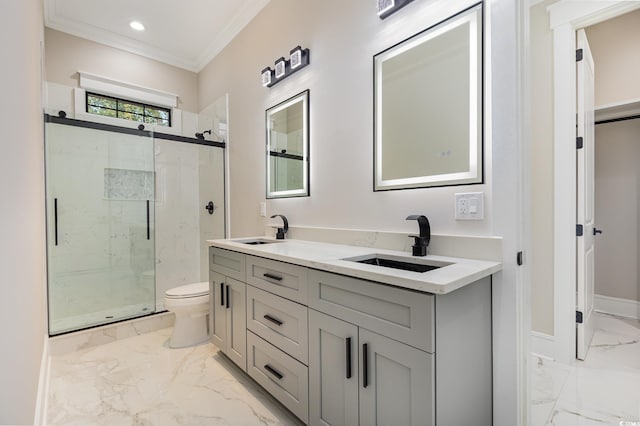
[86,92,171,127]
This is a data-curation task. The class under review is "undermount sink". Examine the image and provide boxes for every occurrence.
[235,238,283,245]
[344,254,451,273]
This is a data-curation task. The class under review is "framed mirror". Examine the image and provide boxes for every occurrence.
[266,90,309,198]
[374,3,483,191]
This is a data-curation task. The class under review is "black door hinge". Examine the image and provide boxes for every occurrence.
[576,311,583,324]
[516,251,524,266]
[576,224,584,236]
[576,49,583,62]
[577,137,583,149]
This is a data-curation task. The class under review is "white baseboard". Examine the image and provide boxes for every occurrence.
[594,294,640,320]
[34,335,50,425]
[531,331,555,360]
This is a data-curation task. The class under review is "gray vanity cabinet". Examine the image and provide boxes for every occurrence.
[308,269,491,426]
[309,310,434,426]
[209,246,492,426]
[210,248,247,371]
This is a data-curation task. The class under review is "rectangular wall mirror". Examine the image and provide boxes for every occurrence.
[266,90,310,199]
[374,3,483,191]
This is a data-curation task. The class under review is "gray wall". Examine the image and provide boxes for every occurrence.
[45,28,199,113]
[0,0,47,423]
[594,120,640,302]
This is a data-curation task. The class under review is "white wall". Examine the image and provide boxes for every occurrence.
[198,1,526,424]
[0,0,47,423]
[199,0,493,239]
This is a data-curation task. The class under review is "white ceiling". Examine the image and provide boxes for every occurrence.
[44,0,270,73]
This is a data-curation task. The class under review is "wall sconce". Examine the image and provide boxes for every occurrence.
[261,46,310,88]
[377,0,415,19]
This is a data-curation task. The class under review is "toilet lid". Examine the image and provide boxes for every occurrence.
[165,282,209,298]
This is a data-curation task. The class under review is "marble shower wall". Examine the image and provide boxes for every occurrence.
[154,140,225,309]
[197,95,228,280]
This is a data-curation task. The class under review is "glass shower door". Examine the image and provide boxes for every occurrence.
[45,122,156,335]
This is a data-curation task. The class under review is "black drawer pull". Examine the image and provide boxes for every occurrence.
[346,337,352,379]
[264,364,283,380]
[225,285,230,309]
[263,314,283,326]
[263,273,283,281]
[220,282,224,306]
[362,343,369,388]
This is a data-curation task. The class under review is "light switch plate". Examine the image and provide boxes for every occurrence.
[259,202,267,217]
[455,192,484,220]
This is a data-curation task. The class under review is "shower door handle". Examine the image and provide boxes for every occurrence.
[54,198,58,246]
[146,200,151,240]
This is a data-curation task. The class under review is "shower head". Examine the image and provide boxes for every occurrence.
[195,130,212,140]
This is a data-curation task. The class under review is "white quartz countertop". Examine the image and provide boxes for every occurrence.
[207,237,502,295]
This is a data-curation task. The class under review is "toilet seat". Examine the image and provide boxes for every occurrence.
[165,282,208,299]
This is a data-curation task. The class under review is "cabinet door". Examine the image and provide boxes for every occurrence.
[309,310,359,426]
[359,329,434,426]
[210,271,227,350]
[226,277,247,371]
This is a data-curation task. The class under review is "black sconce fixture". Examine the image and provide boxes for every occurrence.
[377,0,415,19]
[261,46,310,88]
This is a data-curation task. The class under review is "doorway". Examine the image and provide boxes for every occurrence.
[548,0,640,365]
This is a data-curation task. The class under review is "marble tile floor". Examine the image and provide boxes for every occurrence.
[532,312,640,425]
[47,327,303,425]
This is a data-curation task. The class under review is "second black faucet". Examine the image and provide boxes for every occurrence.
[406,214,431,256]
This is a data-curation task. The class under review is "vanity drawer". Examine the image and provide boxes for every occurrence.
[246,256,308,304]
[308,270,434,353]
[209,247,245,281]
[247,286,308,364]
[247,331,309,423]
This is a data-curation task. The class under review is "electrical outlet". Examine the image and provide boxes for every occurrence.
[259,202,267,217]
[455,192,484,220]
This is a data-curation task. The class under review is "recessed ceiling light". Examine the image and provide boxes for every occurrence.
[129,21,145,31]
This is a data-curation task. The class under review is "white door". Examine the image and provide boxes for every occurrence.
[576,29,596,360]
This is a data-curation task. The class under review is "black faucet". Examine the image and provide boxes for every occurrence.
[270,214,289,240]
[406,215,431,256]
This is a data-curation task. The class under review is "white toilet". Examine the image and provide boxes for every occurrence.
[164,282,210,348]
